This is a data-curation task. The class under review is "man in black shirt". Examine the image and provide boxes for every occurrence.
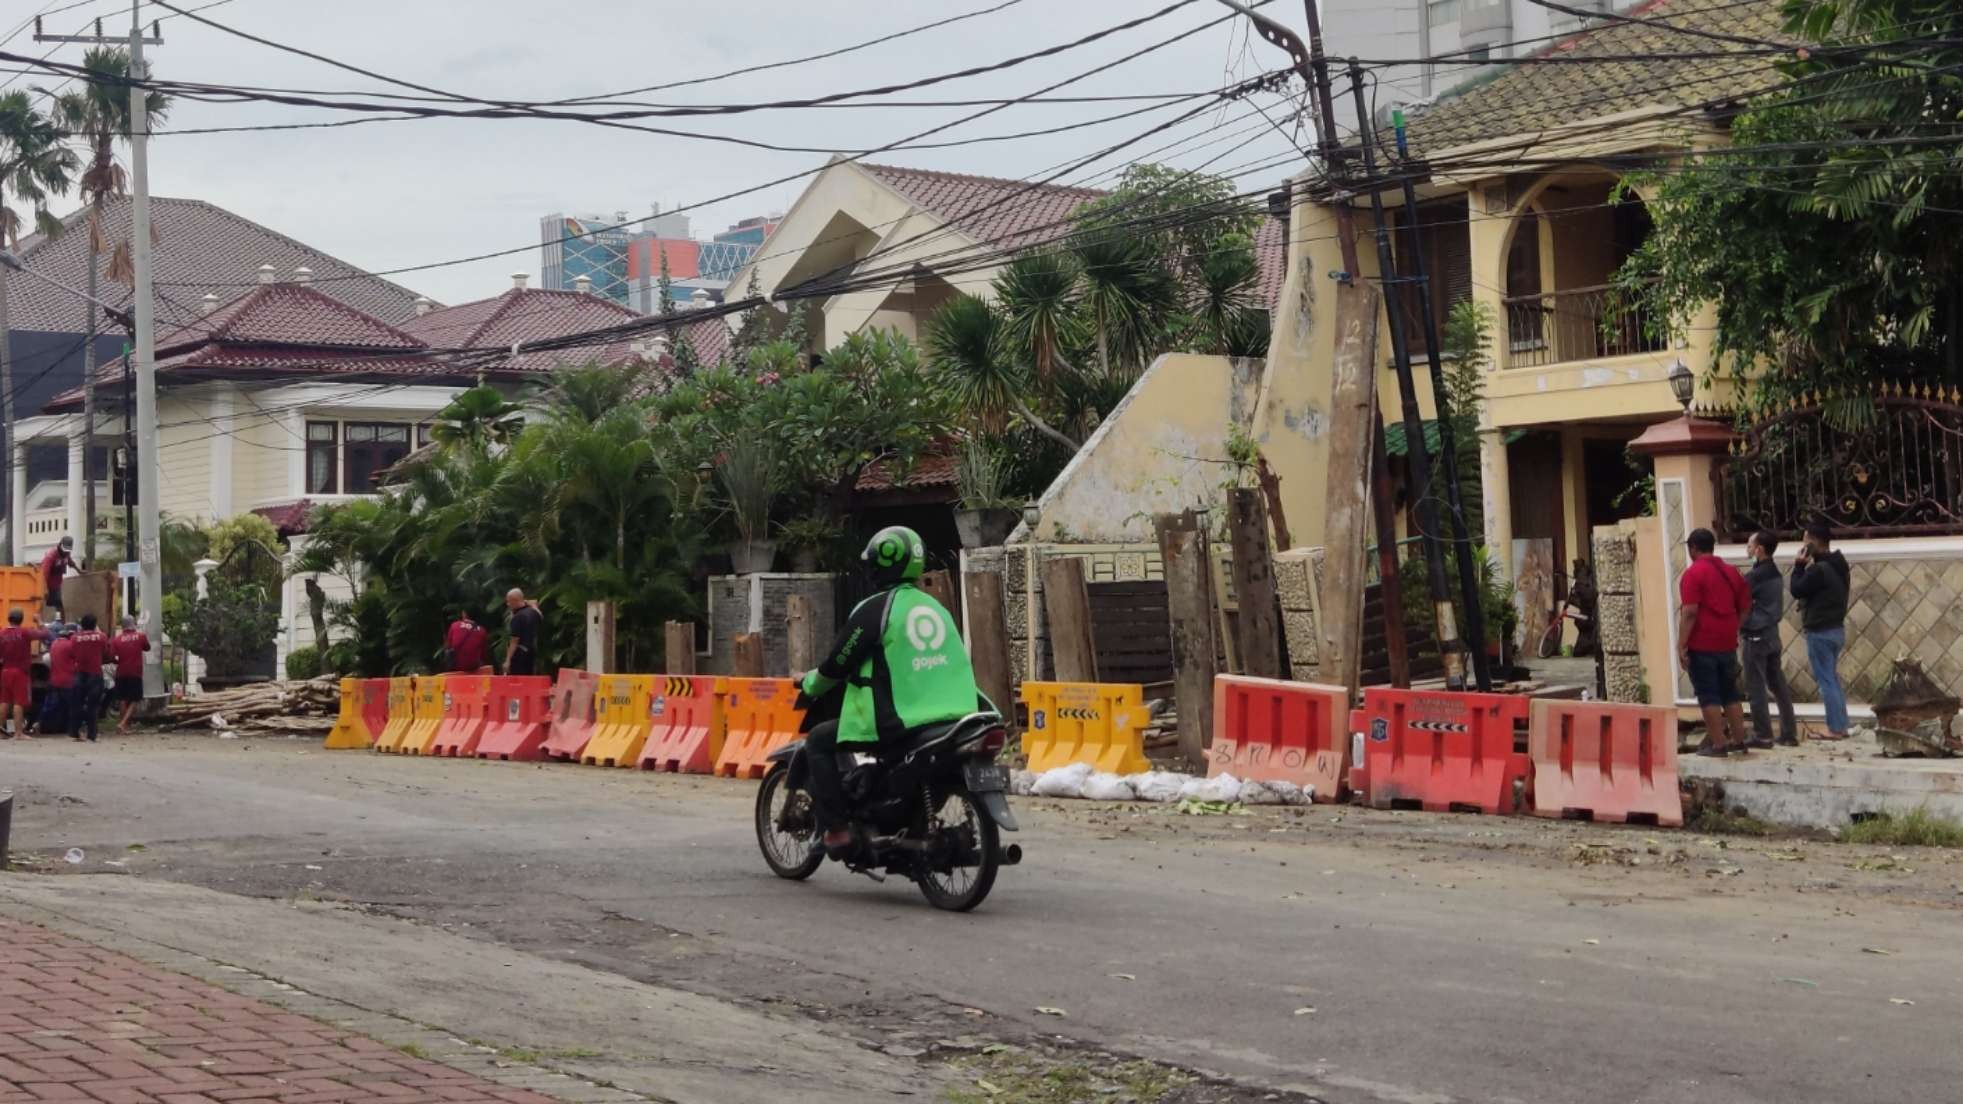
[503,589,544,676]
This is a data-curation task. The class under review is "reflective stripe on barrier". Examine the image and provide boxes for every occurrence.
[583,675,654,767]
[324,678,371,750]
[712,678,802,779]
[1019,682,1151,775]
[401,675,448,755]
[638,676,722,773]
[476,676,554,761]
[541,669,598,761]
[373,677,418,753]
[1208,676,1349,802]
[1361,687,1530,815]
[1528,700,1683,826]
[429,675,493,757]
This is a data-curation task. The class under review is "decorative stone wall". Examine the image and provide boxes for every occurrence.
[1591,523,1645,703]
[1275,548,1326,681]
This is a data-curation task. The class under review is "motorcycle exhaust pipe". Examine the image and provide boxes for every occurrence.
[1001,844,1022,866]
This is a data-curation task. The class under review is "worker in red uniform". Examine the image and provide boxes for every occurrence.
[44,623,75,740]
[69,614,111,743]
[444,609,489,673]
[39,536,77,616]
[111,616,150,734]
[0,608,50,740]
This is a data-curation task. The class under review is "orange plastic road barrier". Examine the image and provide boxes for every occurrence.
[428,675,493,757]
[541,669,598,761]
[1361,687,1530,815]
[1528,700,1683,826]
[582,675,654,767]
[325,678,373,750]
[1208,676,1350,802]
[476,676,554,761]
[400,675,448,755]
[712,678,803,779]
[637,676,722,773]
[1019,682,1150,775]
[372,677,418,753]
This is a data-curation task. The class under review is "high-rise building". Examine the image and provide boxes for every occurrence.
[1322,0,1646,106]
[539,212,632,303]
[622,214,781,314]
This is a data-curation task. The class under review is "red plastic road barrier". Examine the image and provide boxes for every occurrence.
[429,675,493,757]
[1528,699,1683,826]
[713,677,803,780]
[476,676,554,761]
[540,669,599,761]
[1361,687,1531,815]
[1208,675,1350,802]
[638,675,721,773]
[359,679,389,746]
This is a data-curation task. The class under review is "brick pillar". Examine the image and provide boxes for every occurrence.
[1591,524,1645,703]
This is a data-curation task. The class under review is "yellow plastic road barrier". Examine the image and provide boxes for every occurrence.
[582,674,655,767]
[324,678,374,749]
[373,677,418,753]
[400,675,448,755]
[1019,681,1151,775]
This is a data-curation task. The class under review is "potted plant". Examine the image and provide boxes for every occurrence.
[778,516,840,573]
[954,438,1020,549]
[718,441,778,574]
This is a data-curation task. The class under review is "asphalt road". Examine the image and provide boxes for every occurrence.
[4,737,1962,1103]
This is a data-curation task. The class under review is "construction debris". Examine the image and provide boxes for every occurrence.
[1872,657,1960,756]
[164,678,340,732]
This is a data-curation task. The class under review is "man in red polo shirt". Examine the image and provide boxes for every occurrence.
[44,623,76,740]
[39,536,76,616]
[0,609,49,739]
[1677,527,1752,757]
[68,614,111,743]
[444,609,489,673]
[111,616,150,734]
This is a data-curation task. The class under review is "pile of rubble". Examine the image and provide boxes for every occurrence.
[163,677,341,734]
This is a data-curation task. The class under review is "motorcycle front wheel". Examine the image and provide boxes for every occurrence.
[913,787,1000,912]
[755,763,823,880]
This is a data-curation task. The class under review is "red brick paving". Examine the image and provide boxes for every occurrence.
[0,922,556,1104]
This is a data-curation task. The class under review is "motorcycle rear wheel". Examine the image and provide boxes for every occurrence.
[755,764,823,880]
[913,787,1000,912]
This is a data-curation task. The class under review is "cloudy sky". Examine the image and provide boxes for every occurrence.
[3,0,1311,305]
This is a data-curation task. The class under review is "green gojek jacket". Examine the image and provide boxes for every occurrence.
[800,583,978,744]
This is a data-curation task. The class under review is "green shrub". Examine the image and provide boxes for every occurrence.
[1843,807,1963,848]
[284,646,322,681]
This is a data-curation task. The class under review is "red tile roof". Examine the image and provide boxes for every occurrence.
[859,163,1106,251]
[2,196,431,332]
[156,284,424,353]
[854,451,958,494]
[1254,215,1286,312]
[401,287,641,349]
[252,499,318,536]
[679,314,732,367]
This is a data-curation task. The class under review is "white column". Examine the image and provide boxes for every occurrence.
[187,557,218,693]
[10,442,25,565]
[64,432,84,548]
[210,386,235,518]
[1479,416,1513,584]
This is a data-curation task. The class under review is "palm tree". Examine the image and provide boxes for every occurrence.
[1189,231,1262,355]
[993,250,1082,387]
[55,46,170,565]
[926,294,1078,452]
[1070,232,1178,379]
[0,92,75,559]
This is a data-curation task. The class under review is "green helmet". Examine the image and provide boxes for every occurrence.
[862,525,926,585]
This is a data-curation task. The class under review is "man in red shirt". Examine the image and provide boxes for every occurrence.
[111,616,150,734]
[1677,528,1752,757]
[39,536,76,616]
[0,608,50,739]
[68,614,111,743]
[444,609,489,673]
[44,624,76,740]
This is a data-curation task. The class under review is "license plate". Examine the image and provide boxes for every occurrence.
[963,763,1008,792]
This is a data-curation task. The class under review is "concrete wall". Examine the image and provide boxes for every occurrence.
[1017,353,1264,545]
[704,573,836,678]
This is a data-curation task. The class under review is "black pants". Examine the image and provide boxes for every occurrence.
[507,649,535,677]
[803,720,902,831]
[1741,633,1796,742]
[70,675,103,741]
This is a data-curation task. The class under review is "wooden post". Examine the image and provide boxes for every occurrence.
[584,601,616,675]
[1156,511,1216,770]
[919,569,960,622]
[785,594,820,678]
[663,621,695,675]
[1318,280,1384,696]
[1227,487,1283,679]
[732,632,766,678]
[1370,427,1411,688]
[1040,555,1098,683]
[963,569,1014,720]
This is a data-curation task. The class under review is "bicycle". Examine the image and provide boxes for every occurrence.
[1533,567,1596,661]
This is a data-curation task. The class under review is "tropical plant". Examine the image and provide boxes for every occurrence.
[1187,230,1263,355]
[206,512,283,592]
[1071,231,1181,379]
[956,436,1015,510]
[1429,300,1493,538]
[176,576,280,678]
[926,294,1076,450]
[284,645,322,681]
[994,249,1083,387]
[1075,161,1259,282]
[717,438,777,546]
[429,386,522,451]
[54,49,170,563]
[0,91,76,550]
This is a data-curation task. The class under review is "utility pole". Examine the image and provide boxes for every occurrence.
[1345,59,1469,690]
[1214,0,1399,695]
[38,0,164,699]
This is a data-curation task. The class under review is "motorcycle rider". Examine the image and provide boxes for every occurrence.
[800,525,981,855]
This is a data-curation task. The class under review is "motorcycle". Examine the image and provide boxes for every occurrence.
[752,684,1022,912]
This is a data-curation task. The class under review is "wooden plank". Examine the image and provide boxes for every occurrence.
[732,633,766,678]
[663,621,695,675]
[1040,556,1099,683]
[962,570,1015,721]
[1318,280,1385,696]
[919,570,961,623]
[1155,512,1216,770]
[785,594,819,679]
[1227,487,1283,679]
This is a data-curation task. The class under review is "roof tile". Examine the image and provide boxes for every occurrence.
[859,162,1106,251]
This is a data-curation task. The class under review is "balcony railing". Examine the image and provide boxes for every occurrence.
[1503,282,1665,369]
